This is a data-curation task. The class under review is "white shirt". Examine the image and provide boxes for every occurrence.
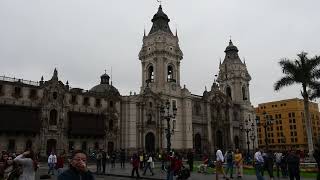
[48,154,57,164]
[254,151,264,164]
[216,149,224,162]
[147,156,153,163]
[14,154,35,180]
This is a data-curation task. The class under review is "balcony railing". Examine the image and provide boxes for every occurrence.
[0,76,39,86]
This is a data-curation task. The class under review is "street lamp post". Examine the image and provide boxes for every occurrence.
[250,130,256,152]
[256,111,273,150]
[240,119,254,161]
[160,100,177,154]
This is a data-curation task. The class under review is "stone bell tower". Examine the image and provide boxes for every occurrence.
[138,5,183,94]
[217,40,252,105]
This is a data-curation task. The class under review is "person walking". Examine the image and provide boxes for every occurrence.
[234,148,243,178]
[47,152,57,175]
[265,150,274,180]
[139,153,144,170]
[215,148,227,180]
[130,154,140,179]
[254,148,265,180]
[142,154,154,176]
[14,150,37,180]
[314,144,320,180]
[224,148,234,179]
[101,150,107,174]
[58,150,94,180]
[95,150,102,174]
[287,150,300,180]
[120,149,126,169]
[186,150,193,172]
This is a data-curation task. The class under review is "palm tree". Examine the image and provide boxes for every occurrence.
[274,52,320,155]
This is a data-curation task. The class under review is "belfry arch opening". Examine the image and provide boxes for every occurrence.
[226,86,232,99]
[242,86,247,100]
[147,65,154,83]
[167,65,175,82]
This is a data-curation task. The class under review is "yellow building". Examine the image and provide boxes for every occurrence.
[255,98,320,152]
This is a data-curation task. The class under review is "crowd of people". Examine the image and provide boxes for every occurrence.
[1,145,320,180]
[0,149,39,180]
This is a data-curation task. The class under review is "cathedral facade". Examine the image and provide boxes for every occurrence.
[0,6,255,156]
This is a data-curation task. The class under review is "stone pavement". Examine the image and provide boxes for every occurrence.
[36,162,314,180]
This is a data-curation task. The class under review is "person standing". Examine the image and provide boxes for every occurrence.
[95,150,102,174]
[280,151,288,178]
[56,152,65,176]
[234,149,243,178]
[101,150,107,174]
[111,152,116,168]
[58,150,94,180]
[120,149,126,169]
[287,150,300,180]
[224,148,234,179]
[215,148,227,180]
[47,152,57,175]
[254,148,265,180]
[3,155,20,180]
[14,150,37,180]
[274,151,282,178]
[186,150,193,172]
[167,152,176,180]
[130,154,140,179]
[314,144,320,180]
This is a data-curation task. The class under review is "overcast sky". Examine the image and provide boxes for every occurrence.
[0,0,319,106]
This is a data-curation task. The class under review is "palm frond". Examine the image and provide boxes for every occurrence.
[274,76,295,91]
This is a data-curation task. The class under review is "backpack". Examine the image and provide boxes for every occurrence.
[226,152,233,163]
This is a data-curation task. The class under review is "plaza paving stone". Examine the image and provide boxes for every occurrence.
[35,162,314,180]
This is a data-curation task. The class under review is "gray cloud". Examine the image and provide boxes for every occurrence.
[0,0,319,106]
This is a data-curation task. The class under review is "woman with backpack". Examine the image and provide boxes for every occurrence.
[14,150,37,180]
[224,148,234,179]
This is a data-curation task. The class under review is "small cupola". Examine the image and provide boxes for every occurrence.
[149,5,172,35]
[100,73,110,85]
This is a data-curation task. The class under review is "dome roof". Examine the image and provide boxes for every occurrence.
[149,5,172,35]
[224,40,239,53]
[90,84,120,96]
[89,73,120,96]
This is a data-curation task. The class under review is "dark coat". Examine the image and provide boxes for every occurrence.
[58,166,94,180]
[287,153,300,170]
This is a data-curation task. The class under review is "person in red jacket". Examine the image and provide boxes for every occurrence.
[131,153,140,178]
[56,152,65,175]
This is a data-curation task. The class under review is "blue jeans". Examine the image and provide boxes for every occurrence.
[48,163,55,175]
[255,164,265,180]
[225,162,234,178]
[167,170,174,180]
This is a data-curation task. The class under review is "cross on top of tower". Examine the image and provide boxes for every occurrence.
[157,0,162,5]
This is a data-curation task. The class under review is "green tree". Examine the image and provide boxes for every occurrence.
[274,52,320,155]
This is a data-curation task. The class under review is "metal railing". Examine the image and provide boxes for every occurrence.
[0,75,39,86]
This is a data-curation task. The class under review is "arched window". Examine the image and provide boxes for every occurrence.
[226,86,232,99]
[49,109,58,125]
[147,66,154,82]
[167,65,175,82]
[242,86,247,100]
